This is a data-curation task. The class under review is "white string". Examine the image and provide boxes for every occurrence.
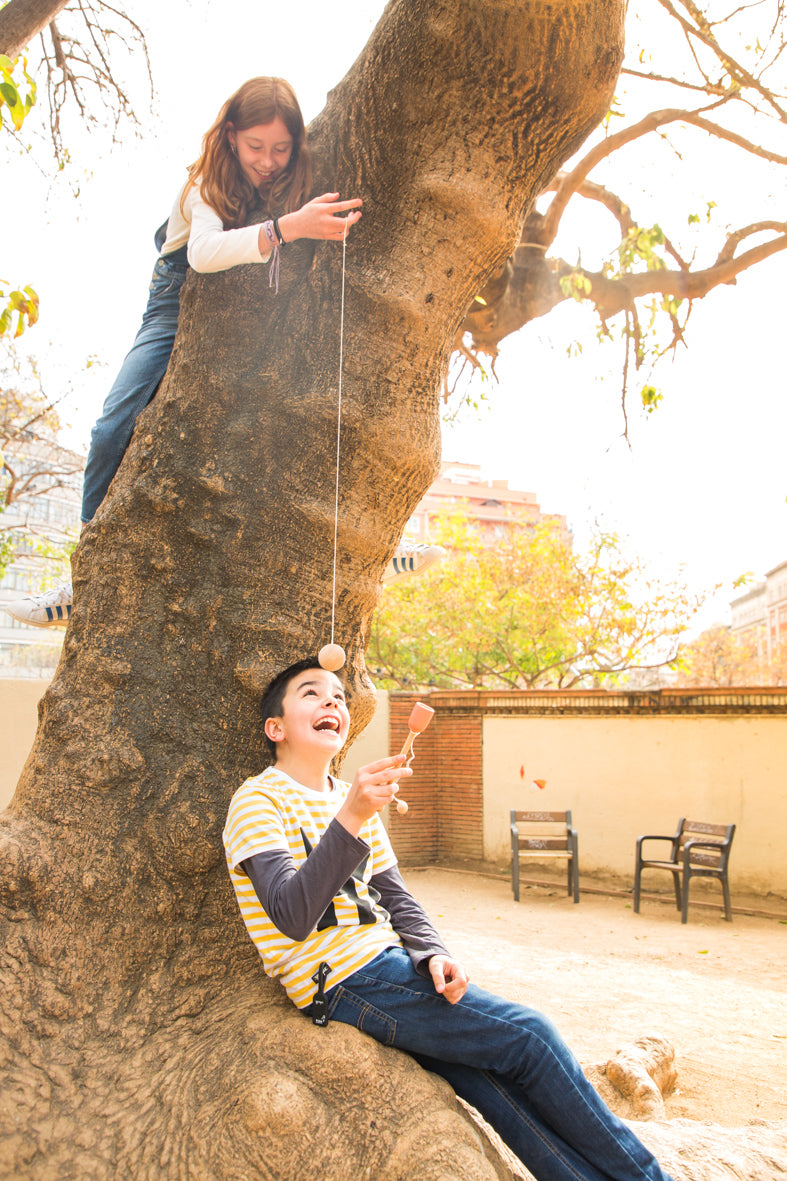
[329,222,348,645]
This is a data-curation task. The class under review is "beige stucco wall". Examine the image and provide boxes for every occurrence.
[483,714,787,896]
[0,678,49,810]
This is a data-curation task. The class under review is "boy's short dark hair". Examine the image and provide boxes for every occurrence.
[259,656,346,758]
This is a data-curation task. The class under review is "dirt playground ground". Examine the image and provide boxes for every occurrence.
[404,866,787,1129]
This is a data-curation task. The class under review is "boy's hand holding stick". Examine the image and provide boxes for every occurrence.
[338,703,434,833]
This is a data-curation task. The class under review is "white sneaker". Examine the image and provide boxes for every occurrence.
[2,581,73,627]
[382,541,446,585]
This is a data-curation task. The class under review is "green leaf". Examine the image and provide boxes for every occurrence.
[0,81,20,108]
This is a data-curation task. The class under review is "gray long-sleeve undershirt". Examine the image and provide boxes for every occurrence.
[241,817,449,976]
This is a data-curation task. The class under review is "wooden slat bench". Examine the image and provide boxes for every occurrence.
[633,817,736,923]
[510,810,580,903]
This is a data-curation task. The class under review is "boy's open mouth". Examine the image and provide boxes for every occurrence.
[314,717,340,733]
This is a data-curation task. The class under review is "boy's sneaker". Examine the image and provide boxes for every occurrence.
[2,581,73,627]
[382,541,446,585]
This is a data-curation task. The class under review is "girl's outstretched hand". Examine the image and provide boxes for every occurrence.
[280,192,362,243]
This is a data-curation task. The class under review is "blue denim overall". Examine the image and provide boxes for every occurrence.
[80,223,188,522]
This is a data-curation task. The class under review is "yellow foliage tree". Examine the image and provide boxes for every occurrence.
[370,510,704,689]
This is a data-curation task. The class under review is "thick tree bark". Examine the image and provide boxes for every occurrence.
[0,1,625,1176]
[0,0,70,58]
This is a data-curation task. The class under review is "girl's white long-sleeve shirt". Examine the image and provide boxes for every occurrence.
[161,181,272,273]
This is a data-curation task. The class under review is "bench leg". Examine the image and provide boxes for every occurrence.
[721,875,733,922]
[681,865,690,923]
[672,871,682,914]
[633,862,642,913]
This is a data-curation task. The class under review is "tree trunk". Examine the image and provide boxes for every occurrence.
[0,1,624,1176]
[0,0,70,59]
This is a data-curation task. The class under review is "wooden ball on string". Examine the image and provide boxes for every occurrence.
[318,643,346,672]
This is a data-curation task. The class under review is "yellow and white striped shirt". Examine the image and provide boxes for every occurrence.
[223,767,402,1008]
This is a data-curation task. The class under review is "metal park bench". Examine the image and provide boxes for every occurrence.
[633,817,736,923]
[510,810,580,904]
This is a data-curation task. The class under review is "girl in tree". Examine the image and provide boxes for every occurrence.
[5,76,442,628]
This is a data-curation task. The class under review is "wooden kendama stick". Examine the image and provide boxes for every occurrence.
[393,701,434,815]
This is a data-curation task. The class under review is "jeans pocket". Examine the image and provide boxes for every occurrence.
[328,985,397,1046]
[149,257,187,298]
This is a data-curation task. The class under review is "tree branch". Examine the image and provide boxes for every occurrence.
[539,98,746,248]
[657,0,787,121]
[0,0,70,59]
[620,65,729,95]
[542,174,636,237]
[584,228,787,314]
[678,110,787,165]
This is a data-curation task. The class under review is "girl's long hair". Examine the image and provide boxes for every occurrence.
[185,77,312,228]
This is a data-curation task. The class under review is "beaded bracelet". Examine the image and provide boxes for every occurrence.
[262,221,281,293]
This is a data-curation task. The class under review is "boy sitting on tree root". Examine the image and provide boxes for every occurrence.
[223,657,674,1181]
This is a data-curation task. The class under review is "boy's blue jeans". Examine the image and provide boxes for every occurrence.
[81,251,189,522]
[315,947,673,1181]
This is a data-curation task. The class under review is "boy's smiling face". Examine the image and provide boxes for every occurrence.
[265,667,350,759]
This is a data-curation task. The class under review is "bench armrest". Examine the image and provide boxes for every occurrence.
[636,833,678,854]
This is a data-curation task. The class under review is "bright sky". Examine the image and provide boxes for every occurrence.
[6,0,786,632]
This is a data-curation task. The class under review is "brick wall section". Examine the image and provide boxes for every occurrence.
[387,695,439,862]
[434,708,484,861]
[387,694,484,864]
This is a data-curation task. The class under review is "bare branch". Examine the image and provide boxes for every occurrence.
[658,0,787,120]
[621,65,729,94]
[679,110,787,164]
[542,174,636,237]
[541,174,692,270]
[12,0,153,166]
[715,219,787,264]
[539,99,734,248]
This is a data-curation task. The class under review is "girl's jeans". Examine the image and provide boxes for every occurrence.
[81,250,189,522]
[314,947,673,1181]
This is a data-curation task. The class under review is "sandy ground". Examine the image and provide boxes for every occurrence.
[403,866,787,1129]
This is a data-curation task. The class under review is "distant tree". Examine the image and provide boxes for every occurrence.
[675,624,787,685]
[0,342,82,580]
[673,624,757,685]
[369,510,703,690]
